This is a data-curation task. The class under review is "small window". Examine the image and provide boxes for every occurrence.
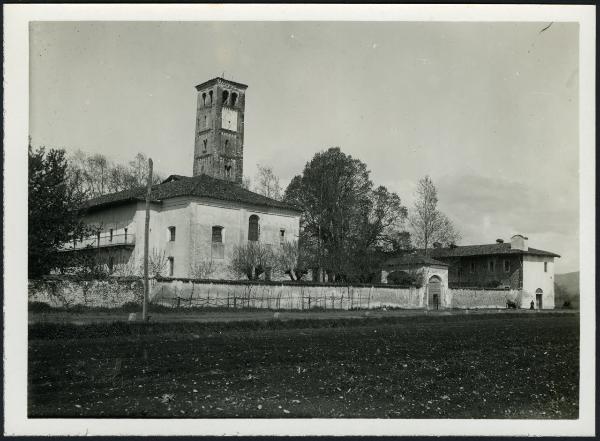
[124,228,128,242]
[208,90,213,104]
[202,92,207,106]
[504,260,510,273]
[168,226,176,242]
[231,92,238,107]
[203,139,208,152]
[222,90,229,104]
[248,215,259,241]
[109,229,113,242]
[488,260,495,272]
[168,257,174,277]
[470,262,475,273]
[204,115,207,128]
[544,262,548,272]
[212,226,223,243]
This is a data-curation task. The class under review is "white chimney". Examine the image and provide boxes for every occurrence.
[510,234,528,251]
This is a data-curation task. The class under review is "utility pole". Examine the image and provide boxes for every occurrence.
[142,158,153,321]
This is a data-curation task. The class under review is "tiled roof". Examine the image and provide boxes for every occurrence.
[427,243,560,258]
[383,255,449,267]
[83,174,301,212]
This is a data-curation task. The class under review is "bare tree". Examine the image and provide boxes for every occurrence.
[189,259,216,279]
[229,242,277,280]
[253,164,282,200]
[408,176,461,254]
[68,150,163,198]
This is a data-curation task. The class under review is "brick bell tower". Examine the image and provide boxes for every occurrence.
[193,77,247,184]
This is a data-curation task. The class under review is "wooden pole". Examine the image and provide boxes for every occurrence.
[142,158,153,321]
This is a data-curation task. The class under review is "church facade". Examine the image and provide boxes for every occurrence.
[63,78,302,279]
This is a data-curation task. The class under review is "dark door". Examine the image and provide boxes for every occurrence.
[536,293,543,309]
[428,278,441,309]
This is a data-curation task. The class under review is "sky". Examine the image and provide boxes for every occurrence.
[29,21,580,273]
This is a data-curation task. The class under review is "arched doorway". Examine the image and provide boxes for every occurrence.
[428,276,442,310]
[535,288,543,309]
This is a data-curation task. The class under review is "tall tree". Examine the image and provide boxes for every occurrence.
[68,150,163,198]
[28,145,88,277]
[408,175,461,254]
[253,164,282,200]
[284,147,408,282]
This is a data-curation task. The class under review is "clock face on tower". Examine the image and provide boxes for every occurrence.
[221,108,238,132]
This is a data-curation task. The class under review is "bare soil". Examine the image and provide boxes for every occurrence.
[28,312,579,418]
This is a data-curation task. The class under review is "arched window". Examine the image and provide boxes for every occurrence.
[231,92,238,107]
[222,90,229,104]
[202,92,207,106]
[203,139,208,152]
[248,215,259,241]
[208,90,213,104]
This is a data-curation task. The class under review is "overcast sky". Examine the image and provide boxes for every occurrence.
[29,21,579,273]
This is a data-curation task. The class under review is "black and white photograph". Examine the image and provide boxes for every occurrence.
[3,4,595,437]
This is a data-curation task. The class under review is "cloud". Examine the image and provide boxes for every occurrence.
[435,174,579,273]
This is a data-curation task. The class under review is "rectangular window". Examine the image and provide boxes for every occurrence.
[488,260,495,272]
[109,229,113,242]
[212,226,223,243]
[211,226,224,259]
[470,262,475,273]
[168,257,174,277]
[504,260,510,272]
[544,262,548,272]
[168,226,176,242]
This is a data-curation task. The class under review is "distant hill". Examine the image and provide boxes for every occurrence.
[555,271,579,308]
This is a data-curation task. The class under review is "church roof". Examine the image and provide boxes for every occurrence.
[83,174,301,213]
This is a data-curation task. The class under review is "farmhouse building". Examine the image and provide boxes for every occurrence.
[382,235,560,309]
[62,77,302,279]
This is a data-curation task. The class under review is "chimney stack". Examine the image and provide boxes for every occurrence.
[510,234,528,251]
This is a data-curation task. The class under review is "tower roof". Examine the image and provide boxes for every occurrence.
[195,77,248,91]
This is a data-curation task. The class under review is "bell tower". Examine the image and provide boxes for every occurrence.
[193,77,247,184]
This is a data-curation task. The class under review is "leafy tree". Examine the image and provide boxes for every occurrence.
[284,147,409,282]
[28,145,89,277]
[408,176,461,254]
[253,164,282,200]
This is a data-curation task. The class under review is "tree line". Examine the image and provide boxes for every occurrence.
[28,144,460,280]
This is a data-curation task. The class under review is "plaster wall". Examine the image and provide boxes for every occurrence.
[521,255,555,309]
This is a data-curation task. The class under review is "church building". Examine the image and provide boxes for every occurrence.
[63,77,302,279]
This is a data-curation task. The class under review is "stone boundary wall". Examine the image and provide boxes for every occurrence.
[28,277,525,310]
[150,280,424,310]
[28,278,144,309]
[448,289,521,309]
